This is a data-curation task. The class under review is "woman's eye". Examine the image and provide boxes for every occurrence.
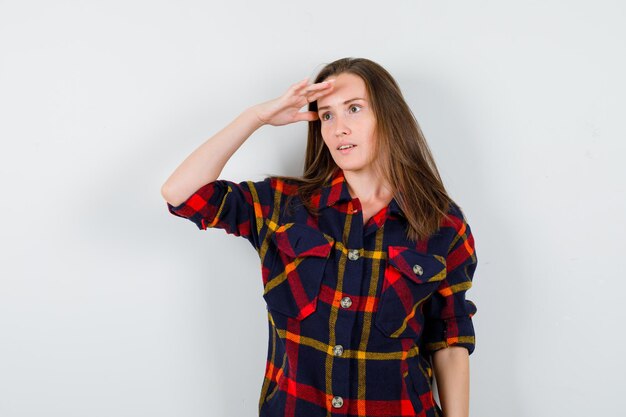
[320,105,360,121]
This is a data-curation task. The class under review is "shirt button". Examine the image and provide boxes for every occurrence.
[333,345,344,356]
[348,249,360,261]
[332,396,344,408]
[412,264,423,276]
[340,297,352,309]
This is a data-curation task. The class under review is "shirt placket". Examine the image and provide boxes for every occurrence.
[329,198,366,415]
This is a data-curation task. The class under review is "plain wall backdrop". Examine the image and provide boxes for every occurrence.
[1,1,624,416]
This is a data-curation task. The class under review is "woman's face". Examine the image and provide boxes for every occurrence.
[316,72,378,173]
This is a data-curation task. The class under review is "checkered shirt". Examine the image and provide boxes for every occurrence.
[166,167,478,417]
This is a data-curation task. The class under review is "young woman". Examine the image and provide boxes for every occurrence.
[162,57,478,417]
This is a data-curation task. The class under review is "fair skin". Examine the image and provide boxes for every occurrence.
[432,346,470,417]
[160,75,470,417]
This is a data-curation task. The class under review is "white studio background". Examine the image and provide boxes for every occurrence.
[1,1,624,416]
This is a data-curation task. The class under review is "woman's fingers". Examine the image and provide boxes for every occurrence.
[303,80,335,95]
[290,80,334,108]
[306,85,334,103]
[292,78,333,96]
[293,111,319,122]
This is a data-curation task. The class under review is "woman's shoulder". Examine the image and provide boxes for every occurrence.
[264,175,304,195]
[441,198,476,253]
[443,198,472,225]
[433,198,474,246]
[444,199,464,220]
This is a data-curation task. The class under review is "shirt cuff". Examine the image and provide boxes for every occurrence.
[422,300,477,355]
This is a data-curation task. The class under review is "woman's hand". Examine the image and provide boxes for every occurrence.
[251,77,335,127]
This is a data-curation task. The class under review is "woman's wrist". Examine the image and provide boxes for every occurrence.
[245,104,267,130]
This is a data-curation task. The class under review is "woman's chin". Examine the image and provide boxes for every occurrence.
[334,161,372,173]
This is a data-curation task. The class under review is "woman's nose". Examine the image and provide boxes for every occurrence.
[334,115,351,137]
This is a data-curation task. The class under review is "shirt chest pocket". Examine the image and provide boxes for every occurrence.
[262,222,335,320]
[374,246,447,339]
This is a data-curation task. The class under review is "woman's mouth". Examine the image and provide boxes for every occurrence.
[337,144,357,154]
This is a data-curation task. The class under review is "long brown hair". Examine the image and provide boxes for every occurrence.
[266,57,455,242]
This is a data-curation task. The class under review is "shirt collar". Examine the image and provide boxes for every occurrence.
[317,167,406,219]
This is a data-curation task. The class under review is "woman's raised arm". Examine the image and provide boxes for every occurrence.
[161,77,334,206]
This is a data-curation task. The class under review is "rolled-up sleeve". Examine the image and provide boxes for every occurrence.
[166,177,274,251]
[422,209,478,356]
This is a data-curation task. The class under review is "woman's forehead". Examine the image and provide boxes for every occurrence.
[317,73,368,108]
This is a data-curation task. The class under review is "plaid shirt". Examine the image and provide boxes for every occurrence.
[166,167,478,417]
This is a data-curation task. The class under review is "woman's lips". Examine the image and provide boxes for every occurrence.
[337,144,357,154]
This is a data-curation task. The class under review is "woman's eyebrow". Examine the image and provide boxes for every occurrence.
[318,97,366,111]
